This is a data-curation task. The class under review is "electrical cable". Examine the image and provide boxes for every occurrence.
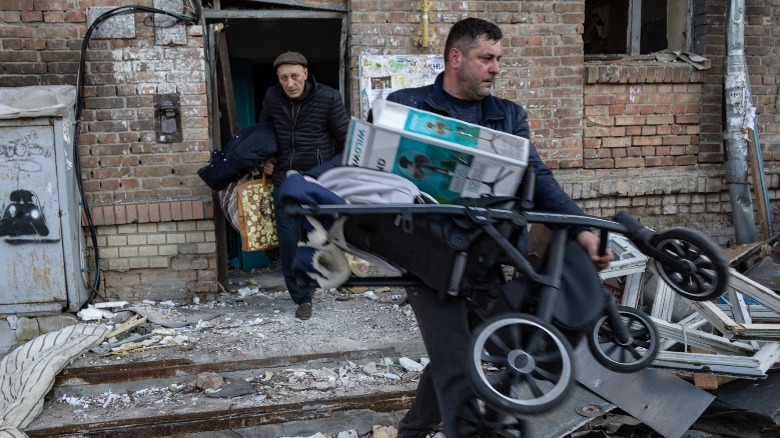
[73,1,202,308]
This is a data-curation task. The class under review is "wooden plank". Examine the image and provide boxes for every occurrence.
[215,28,238,138]
[693,373,733,390]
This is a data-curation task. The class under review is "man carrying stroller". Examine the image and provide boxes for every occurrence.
[386,17,614,436]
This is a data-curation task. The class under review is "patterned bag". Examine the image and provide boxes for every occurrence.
[236,174,278,252]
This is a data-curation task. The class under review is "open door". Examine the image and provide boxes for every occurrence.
[206,11,349,286]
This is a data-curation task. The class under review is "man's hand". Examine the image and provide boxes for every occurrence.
[262,159,275,176]
[575,230,613,271]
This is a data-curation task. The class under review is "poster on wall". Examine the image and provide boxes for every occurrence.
[358,54,444,119]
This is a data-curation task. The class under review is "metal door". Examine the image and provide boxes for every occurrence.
[0,118,67,311]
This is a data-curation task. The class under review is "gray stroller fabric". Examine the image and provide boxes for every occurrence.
[317,166,432,204]
[315,166,441,274]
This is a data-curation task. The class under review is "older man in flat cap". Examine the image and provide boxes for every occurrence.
[259,51,350,320]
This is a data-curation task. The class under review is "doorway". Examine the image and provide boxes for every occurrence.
[205,11,348,283]
[222,17,346,129]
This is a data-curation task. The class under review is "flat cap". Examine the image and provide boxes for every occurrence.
[273,52,307,70]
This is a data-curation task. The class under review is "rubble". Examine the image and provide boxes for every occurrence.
[3,235,780,436]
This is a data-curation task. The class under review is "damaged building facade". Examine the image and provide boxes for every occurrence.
[0,0,778,303]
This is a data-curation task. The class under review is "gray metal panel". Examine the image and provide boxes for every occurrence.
[53,115,89,312]
[0,119,67,312]
[0,85,87,314]
[527,384,616,437]
[574,341,715,438]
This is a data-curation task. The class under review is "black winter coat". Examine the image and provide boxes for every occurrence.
[260,77,350,185]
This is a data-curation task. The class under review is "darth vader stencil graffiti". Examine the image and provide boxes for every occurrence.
[1,125,60,245]
[0,189,50,238]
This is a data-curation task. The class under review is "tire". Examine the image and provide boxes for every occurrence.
[588,305,659,372]
[652,227,730,301]
[466,312,574,414]
[444,390,531,438]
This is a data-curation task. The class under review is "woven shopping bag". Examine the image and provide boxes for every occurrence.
[236,174,278,252]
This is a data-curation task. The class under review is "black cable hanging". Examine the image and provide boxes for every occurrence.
[73,1,202,308]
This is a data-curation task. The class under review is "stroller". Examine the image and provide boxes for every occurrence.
[282,167,730,436]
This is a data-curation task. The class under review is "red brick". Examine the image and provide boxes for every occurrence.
[159,202,172,222]
[102,206,115,225]
[114,205,126,224]
[193,200,205,219]
[171,202,182,221]
[137,204,149,223]
[91,206,104,226]
[182,201,193,220]
[148,203,160,222]
[126,204,137,224]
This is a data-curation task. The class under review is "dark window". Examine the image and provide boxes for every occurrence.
[584,0,693,57]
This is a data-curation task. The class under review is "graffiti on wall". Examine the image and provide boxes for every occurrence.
[0,189,51,240]
[1,127,60,245]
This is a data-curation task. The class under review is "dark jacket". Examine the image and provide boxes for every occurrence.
[197,122,277,191]
[260,76,350,185]
[386,73,587,234]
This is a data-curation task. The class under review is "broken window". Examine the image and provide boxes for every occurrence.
[583,0,700,58]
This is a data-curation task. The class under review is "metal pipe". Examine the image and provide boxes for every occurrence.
[419,0,430,48]
[723,0,758,244]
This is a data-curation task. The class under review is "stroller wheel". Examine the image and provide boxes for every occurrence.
[444,390,531,437]
[652,227,729,301]
[467,313,574,414]
[588,305,659,372]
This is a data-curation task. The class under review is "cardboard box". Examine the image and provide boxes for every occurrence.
[343,99,530,203]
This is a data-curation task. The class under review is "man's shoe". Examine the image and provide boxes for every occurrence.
[295,302,312,320]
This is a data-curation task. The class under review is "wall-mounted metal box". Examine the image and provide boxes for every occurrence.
[0,86,89,314]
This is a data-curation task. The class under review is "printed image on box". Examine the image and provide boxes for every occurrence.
[406,115,479,147]
[344,99,530,203]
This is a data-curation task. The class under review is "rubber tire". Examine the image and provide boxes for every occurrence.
[652,227,730,301]
[588,305,659,372]
[466,312,574,414]
[444,390,531,438]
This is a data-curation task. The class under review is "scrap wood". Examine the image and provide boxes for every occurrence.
[689,347,738,390]
[104,315,147,340]
[693,373,735,390]
[108,344,167,356]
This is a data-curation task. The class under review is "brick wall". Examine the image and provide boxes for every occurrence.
[0,0,218,303]
[2,0,779,304]
[95,219,217,302]
[696,0,780,242]
[348,0,779,246]
[349,0,586,169]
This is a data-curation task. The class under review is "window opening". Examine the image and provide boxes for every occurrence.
[584,0,691,58]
